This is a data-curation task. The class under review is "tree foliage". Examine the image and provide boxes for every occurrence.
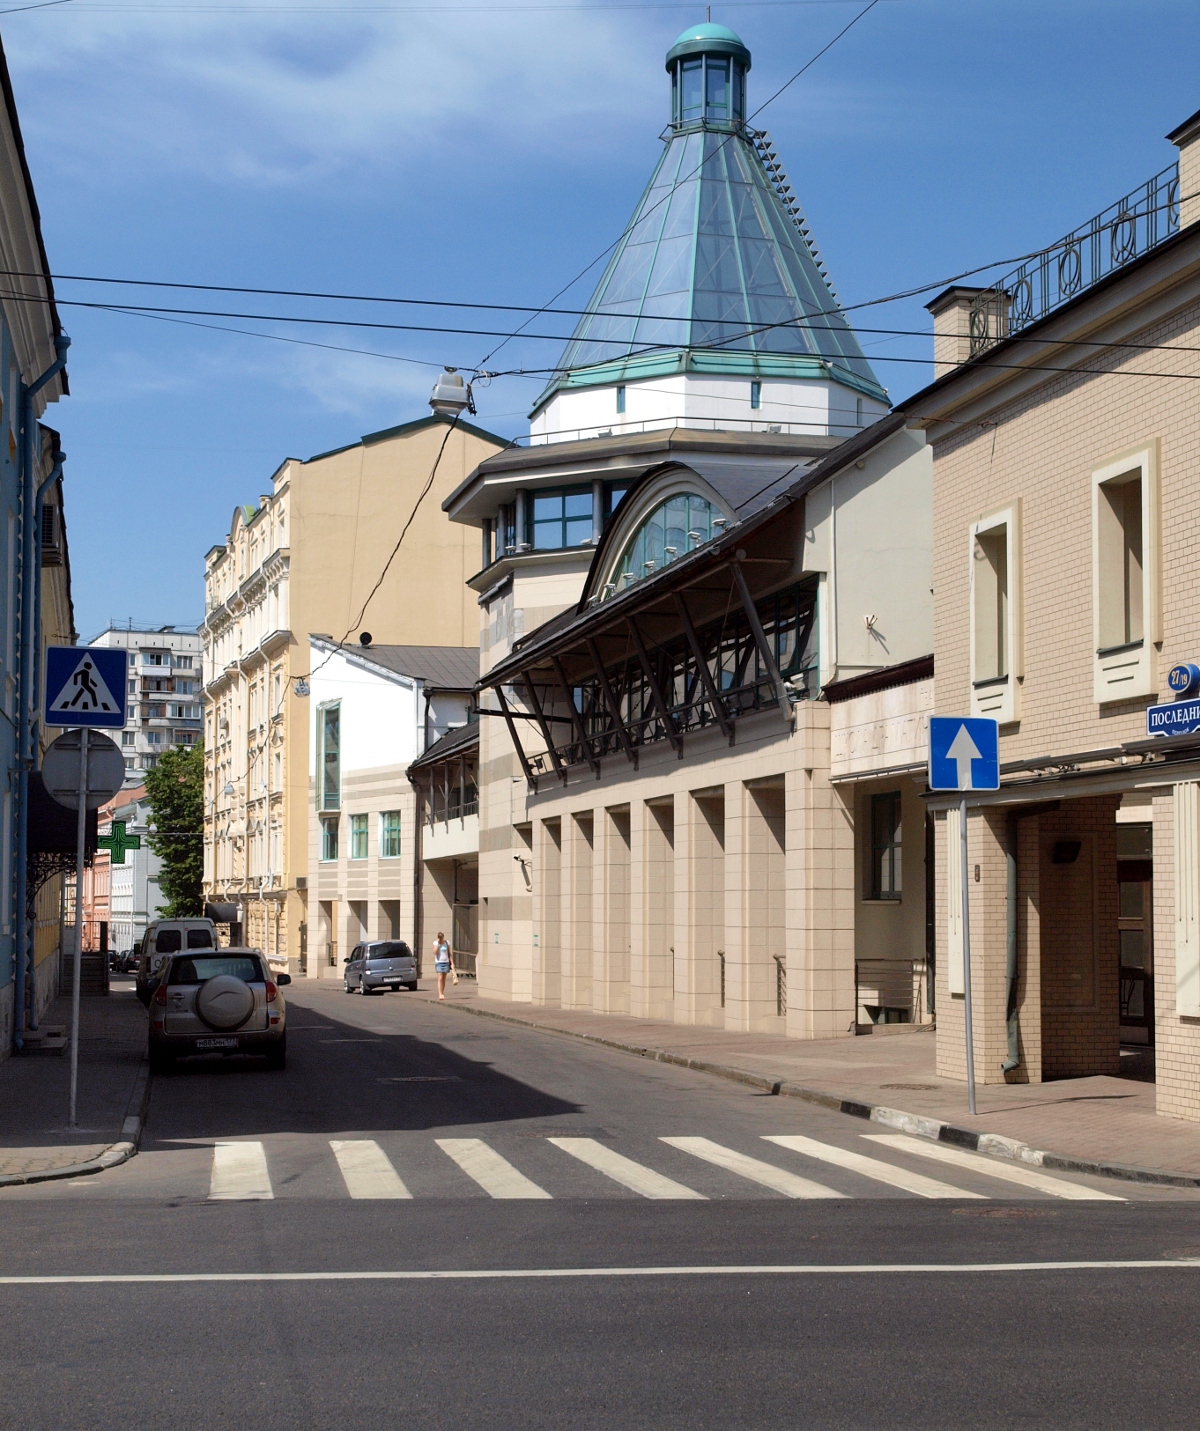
[144,742,204,918]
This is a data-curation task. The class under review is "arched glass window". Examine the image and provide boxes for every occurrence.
[609,493,722,596]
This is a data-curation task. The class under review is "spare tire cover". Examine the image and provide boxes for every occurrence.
[195,975,255,1031]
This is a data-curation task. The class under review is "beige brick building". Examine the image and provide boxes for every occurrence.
[908,106,1200,1119]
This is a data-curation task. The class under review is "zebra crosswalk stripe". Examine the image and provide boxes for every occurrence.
[435,1138,552,1199]
[330,1140,411,1199]
[548,1138,706,1200]
[209,1141,273,1201]
[862,1134,1126,1201]
[763,1134,986,1200]
[661,1137,844,1198]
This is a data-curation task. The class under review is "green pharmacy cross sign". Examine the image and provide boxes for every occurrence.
[97,819,141,865]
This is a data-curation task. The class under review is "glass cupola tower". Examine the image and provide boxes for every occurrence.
[529,24,889,445]
[667,22,750,129]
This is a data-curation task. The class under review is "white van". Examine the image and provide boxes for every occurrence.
[136,918,219,1006]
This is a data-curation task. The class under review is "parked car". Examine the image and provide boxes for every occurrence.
[148,948,288,1072]
[343,941,418,994]
[136,919,219,1006]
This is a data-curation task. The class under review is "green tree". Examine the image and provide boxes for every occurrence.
[144,742,204,918]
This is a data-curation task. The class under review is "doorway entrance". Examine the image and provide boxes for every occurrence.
[1117,822,1153,1047]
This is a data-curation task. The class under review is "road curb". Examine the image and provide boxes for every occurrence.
[423,995,1200,1190]
[0,1057,150,1188]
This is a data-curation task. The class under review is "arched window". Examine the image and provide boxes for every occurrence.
[608,493,723,596]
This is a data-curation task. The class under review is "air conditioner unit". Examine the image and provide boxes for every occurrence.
[40,502,62,566]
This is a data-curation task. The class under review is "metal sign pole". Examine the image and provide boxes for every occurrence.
[959,791,977,1118]
[68,726,88,1129]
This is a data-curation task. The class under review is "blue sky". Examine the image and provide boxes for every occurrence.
[2,0,1197,638]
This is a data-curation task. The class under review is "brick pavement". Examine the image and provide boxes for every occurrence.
[0,979,147,1179]
[417,981,1200,1179]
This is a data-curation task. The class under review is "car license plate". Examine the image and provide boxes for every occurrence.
[196,1037,238,1050]
[386,979,401,985]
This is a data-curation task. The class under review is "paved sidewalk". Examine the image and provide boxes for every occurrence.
[0,978,148,1180]
[406,981,1200,1180]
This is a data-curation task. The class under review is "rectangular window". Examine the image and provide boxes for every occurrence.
[1092,443,1159,703]
[704,57,729,119]
[969,505,1021,722]
[856,397,863,427]
[607,484,629,519]
[681,59,702,121]
[529,487,593,550]
[320,702,340,810]
[350,813,368,860]
[320,816,339,862]
[142,755,158,769]
[750,380,761,410]
[869,792,902,899]
[380,810,401,859]
[121,731,134,746]
[616,385,626,414]
[500,503,516,555]
[1097,473,1144,648]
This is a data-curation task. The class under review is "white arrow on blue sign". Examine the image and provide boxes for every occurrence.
[928,716,1000,792]
[44,646,128,729]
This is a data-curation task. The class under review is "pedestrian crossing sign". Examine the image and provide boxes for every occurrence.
[44,646,128,728]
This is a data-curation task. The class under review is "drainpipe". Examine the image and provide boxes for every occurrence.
[1002,803,1057,1075]
[22,443,65,1035]
[1002,812,1020,1074]
[13,335,69,1052]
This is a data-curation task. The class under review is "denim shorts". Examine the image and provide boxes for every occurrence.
[435,960,450,974]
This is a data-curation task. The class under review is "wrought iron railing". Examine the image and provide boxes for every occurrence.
[969,162,1180,356]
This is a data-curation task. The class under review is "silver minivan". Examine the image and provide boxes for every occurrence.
[148,948,288,1071]
[136,918,219,1006]
[343,941,418,994]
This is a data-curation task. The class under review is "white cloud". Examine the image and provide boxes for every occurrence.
[5,6,663,186]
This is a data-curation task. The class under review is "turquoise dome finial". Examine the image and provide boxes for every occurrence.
[665,22,751,70]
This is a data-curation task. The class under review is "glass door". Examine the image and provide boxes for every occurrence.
[1117,857,1153,1045]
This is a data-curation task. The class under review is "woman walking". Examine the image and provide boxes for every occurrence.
[432,931,454,1000]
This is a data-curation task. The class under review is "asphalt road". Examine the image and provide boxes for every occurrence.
[2,981,1199,1430]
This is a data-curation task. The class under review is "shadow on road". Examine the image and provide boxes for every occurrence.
[143,996,579,1141]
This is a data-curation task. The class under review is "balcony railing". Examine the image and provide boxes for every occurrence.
[970,162,1180,356]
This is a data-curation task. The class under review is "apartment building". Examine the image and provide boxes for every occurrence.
[88,624,203,782]
[904,106,1200,1120]
[202,413,504,971]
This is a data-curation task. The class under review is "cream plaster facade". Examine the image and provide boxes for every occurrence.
[464,420,935,1037]
[201,415,504,972]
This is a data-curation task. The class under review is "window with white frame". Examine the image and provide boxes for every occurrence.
[1092,443,1159,703]
[969,504,1021,723]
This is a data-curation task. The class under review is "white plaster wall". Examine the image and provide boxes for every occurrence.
[804,425,933,684]
[530,375,886,444]
[308,645,424,777]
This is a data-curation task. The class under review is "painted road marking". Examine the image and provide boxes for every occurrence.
[661,1137,843,1199]
[209,1142,273,1201]
[329,1141,411,1199]
[862,1134,1126,1201]
[763,1134,986,1200]
[548,1138,705,1200]
[435,1138,551,1199]
[1,1260,1195,1285]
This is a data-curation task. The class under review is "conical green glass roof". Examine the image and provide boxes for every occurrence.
[535,112,887,411]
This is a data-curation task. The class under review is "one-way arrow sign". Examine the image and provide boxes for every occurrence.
[929,716,999,792]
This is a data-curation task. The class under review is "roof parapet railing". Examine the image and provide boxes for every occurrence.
[969,161,1180,357]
